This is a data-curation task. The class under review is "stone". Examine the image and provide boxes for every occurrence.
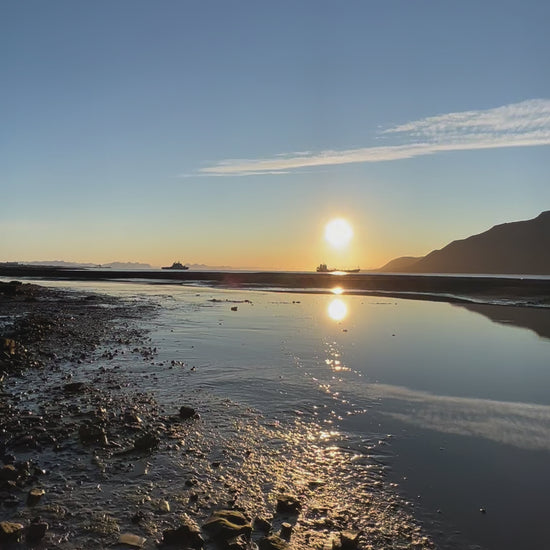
[27,488,45,506]
[27,521,48,543]
[226,534,249,549]
[258,534,289,550]
[0,521,24,543]
[133,432,160,451]
[162,516,203,549]
[79,423,109,446]
[118,532,146,547]
[158,499,170,513]
[0,464,18,481]
[253,516,272,533]
[64,382,87,393]
[202,510,252,542]
[280,522,292,539]
[179,405,198,420]
[276,494,301,515]
[340,530,361,549]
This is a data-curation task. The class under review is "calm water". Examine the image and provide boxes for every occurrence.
[10,279,550,549]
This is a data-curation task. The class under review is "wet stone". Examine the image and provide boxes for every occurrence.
[276,494,302,515]
[118,532,147,547]
[253,516,272,533]
[64,382,87,393]
[162,515,203,548]
[226,534,249,549]
[280,522,292,540]
[202,509,252,542]
[27,487,46,505]
[0,464,18,481]
[0,521,24,543]
[258,534,289,550]
[179,405,198,420]
[133,432,160,451]
[340,530,361,549]
[79,423,109,446]
[27,521,48,543]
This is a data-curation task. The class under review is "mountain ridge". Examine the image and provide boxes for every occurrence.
[378,211,550,275]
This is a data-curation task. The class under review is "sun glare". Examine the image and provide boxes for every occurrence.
[325,218,353,248]
[328,298,348,321]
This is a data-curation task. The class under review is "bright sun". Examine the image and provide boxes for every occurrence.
[325,218,353,248]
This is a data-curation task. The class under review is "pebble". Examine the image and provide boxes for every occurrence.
[276,494,302,515]
[0,521,24,543]
[27,488,46,505]
[118,532,146,548]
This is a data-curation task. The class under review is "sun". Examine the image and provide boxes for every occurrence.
[325,218,353,248]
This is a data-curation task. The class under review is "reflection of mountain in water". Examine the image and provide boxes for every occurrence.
[458,303,550,340]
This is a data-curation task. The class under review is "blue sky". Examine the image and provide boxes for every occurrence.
[1,1,549,269]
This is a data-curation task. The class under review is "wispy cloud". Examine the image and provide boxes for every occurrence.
[196,99,550,176]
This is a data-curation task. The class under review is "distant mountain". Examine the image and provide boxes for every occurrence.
[378,211,550,275]
[23,260,153,269]
[377,256,424,272]
[24,260,98,268]
[103,262,152,269]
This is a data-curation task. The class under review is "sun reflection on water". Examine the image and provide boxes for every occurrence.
[328,298,348,321]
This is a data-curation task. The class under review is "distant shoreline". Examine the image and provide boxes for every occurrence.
[2,264,550,307]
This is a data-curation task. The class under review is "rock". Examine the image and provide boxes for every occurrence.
[64,382,87,393]
[280,522,292,539]
[79,423,109,446]
[27,521,48,543]
[179,405,198,420]
[118,532,147,547]
[0,521,24,543]
[124,411,143,425]
[276,494,302,515]
[162,516,203,548]
[231,306,238,311]
[340,530,361,549]
[258,534,289,550]
[226,534,249,549]
[133,432,160,451]
[202,510,252,542]
[158,499,170,513]
[1,338,16,355]
[253,516,272,533]
[27,488,45,506]
[0,464,18,481]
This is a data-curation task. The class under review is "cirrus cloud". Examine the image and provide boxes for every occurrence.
[195,99,550,176]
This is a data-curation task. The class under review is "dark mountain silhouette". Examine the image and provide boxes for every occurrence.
[378,211,550,275]
[377,256,423,272]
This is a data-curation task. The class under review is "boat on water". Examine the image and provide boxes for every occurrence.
[162,261,189,270]
[316,263,360,273]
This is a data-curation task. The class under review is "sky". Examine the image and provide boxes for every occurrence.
[1,0,549,270]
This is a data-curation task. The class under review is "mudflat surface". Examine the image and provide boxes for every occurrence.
[0,281,433,549]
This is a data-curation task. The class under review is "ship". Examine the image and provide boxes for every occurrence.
[316,263,360,273]
[162,261,189,270]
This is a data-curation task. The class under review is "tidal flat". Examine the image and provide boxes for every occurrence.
[2,278,550,549]
[0,281,431,549]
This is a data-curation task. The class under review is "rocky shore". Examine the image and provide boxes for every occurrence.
[0,281,434,550]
